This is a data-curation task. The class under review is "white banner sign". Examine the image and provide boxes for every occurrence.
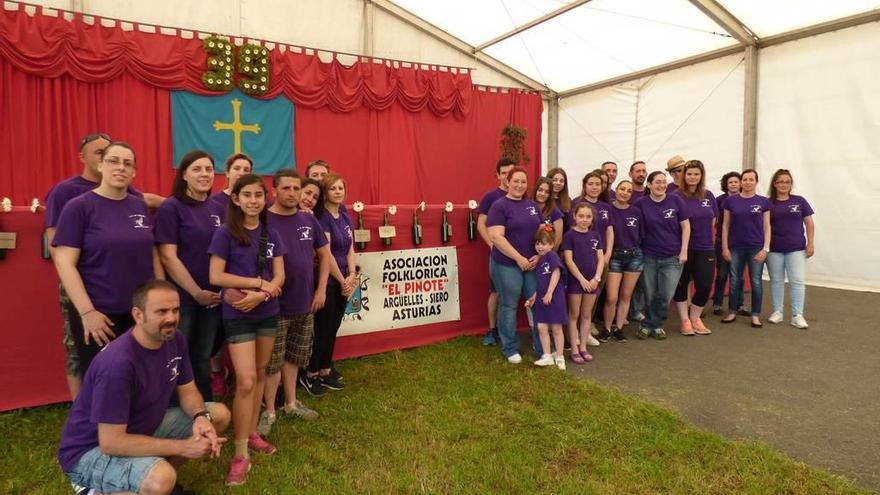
[338,246,461,336]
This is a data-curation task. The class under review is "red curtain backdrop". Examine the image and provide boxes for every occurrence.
[0,6,543,411]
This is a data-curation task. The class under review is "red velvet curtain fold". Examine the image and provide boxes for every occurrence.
[0,4,473,116]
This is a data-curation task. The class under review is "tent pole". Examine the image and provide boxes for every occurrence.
[547,97,559,171]
[363,0,375,57]
[742,45,758,170]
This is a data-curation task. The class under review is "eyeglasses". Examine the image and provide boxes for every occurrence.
[79,133,111,150]
[103,156,135,168]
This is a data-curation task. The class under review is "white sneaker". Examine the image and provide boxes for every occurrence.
[791,314,809,329]
[768,311,784,324]
[507,353,523,364]
[534,354,554,367]
[257,410,276,436]
[555,356,566,370]
[590,323,599,336]
[586,334,600,347]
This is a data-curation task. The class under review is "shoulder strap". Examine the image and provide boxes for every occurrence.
[257,223,269,276]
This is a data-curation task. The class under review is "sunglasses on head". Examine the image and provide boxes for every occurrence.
[78,133,111,150]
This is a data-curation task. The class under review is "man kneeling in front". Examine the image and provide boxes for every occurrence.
[58,279,231,495]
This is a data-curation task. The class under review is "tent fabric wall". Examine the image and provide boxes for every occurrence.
[756,22,880,291]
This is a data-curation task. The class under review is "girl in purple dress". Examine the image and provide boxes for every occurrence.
[527,225,568,370]
[562,203,605,364]
[208,174,287,485]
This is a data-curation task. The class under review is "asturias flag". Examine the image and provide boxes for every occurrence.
[171,88,294,174]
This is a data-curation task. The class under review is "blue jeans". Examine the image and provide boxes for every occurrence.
[766,250,806,316]
[629,273,646,318]
[729,248,766,315]
[490,258,536,358]
[177,304,221,401]
[641,256,684,331]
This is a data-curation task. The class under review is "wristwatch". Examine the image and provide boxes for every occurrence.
[193,410,213,423]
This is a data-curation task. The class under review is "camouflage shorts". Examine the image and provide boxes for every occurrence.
[266,313,314,374]
[59,285,80,377]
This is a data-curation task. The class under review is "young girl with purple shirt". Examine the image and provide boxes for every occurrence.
[156,150,223,402]
[562,203,605,364]
[527,225,568,370]
[532,177,564,249]
[602,180,644,342]
[721,169,771,327]
[208,174,287,486]
[52,142,163,376]
[766,169,815,329]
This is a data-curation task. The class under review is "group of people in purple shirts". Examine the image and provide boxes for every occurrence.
[47,133,358,492]
[477,155,816,368]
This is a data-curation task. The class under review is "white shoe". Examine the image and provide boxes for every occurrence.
[586,334,600,347]
[590,323,599,336]
[791,314,809,329]
[768,311,784,324]
[534,354,554,367]
[507,353,522,364]
[555,356,566,370]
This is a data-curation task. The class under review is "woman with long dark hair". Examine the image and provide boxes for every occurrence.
[209,153,254,217]
[488,166,542,364]
[633,171,691,340]
[721,169,771,327]
[531,176,564,249]
[671,160,717,335]
[53,142,162,375]
[301,173,356,395]
[209,174,286,485]
[712,171,741,315]
[156,150,223,400]
[547,167,571,229]
[766,169,815,329]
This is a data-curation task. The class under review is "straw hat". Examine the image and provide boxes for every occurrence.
[666,155,686,171]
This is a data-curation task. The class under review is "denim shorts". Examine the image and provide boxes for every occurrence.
[608,247,645,273]
[65,404,215,493]
[224,316,278,343]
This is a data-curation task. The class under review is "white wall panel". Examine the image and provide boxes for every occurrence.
[635,53,745,191]
[558,83,637,193]
[757,22,880,290]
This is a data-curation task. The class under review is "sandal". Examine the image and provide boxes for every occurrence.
[580,350,594,362]
[570,351,585,365]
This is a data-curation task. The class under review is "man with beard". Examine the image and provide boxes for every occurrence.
[601,161,618,200]
[58,280,230,495]
[629,161,647,202]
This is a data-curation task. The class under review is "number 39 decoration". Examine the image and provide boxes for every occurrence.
[202,35,271,96]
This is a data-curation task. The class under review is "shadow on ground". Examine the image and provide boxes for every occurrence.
[570,284,880,492]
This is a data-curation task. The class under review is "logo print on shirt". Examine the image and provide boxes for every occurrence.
[210,214,221,227]
[541,262,551,275]
[129,214,150,229]
[590,239,599,250]
[527,206,538,216]
[345,226,353,239]
[266,242,275,258]
[298,226,313,241]
[701,199,711,208]
[600,210,609,220]
[166,356,182,382]
[789,205,801,213]
[626,217,638,227]
[750,205,762,213]
[663,209,676,219]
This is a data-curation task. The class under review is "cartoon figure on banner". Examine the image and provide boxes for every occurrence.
[343,265,371,321]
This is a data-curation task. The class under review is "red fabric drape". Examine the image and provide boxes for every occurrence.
[0,4,472,115]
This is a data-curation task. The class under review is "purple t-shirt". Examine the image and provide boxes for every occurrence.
[571,198,613,249]
[154,197,223,306]
[724,194,771,249]
[268,210,328,315]
[541,205,564,225]
[478,187,506,216]
[487,197,543,266]
[770,196,814,253]
[208,224,287,320]
[318,209,354,283]
[667,182,679,195]
[57,329,193,472]
[629,188,647,202]
[610,203,644,250]
[635,194,690,258]
[533,250,568,324]
[52,192,155,314]
[674,190,718,251]
[45,176,143,228]
[561,229,601,280]
[208,190,230,220]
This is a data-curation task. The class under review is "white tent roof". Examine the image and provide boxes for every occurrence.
[390,0,880,92]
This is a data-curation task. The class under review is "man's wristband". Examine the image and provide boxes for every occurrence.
[193,410,213,423]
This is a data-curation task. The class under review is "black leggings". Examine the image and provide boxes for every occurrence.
[307,284,347,373]
[673,250,715,307]
[66,302,134,377]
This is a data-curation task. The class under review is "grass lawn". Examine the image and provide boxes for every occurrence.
[0,337,867,494]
